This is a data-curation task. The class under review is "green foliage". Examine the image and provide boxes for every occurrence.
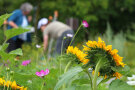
[109,79,134,90]
[54,66,83,90]
[1,0,135,35]
[0,30,4,44]
[0,13,29,61]
[98,83,108,90]
[0,13,11,27]
[0,43,9,51]
[103,22,126,56]
[111,65,132,77]
[9,48,23,56]
[4,28,29,41]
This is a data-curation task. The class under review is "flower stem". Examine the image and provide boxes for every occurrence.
[59,59,62,76]
[62,61,72,89]
[69,24,82,46]
[41,82,44,90]
[86,70,93,90]
[36,50,39,66]
[61,37,65,56]
[64,61,72,73]
[93,59,102,90]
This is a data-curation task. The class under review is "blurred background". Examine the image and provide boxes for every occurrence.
[0,0,135,71]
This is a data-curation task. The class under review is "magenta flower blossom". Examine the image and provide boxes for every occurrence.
[35,69,49,78]
[21,60,31,66]
[82,20,89,28]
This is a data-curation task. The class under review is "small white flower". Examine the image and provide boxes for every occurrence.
[127,81,135,85]
[127,75,135,81]
[27,80,32,84]
[67,34,73,38]
[36,44,41,48]
[88,68,93,72]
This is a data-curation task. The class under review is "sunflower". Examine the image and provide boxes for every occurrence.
[83,37,126,79]
[0,78,27,90]
[67,46,89,64]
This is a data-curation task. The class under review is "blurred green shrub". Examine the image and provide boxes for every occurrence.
[1,0,135,34]
[0,30,4,44]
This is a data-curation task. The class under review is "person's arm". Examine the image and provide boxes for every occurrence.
[8,21,18,28]
[7,10,20,28]
[43,34,48,51]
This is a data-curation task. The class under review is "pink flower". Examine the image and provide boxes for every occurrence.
[82,20,89,28]
[21,60,31,66]
[35,69,49,78]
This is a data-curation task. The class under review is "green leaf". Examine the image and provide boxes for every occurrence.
[109,79,134,90]
[0,50,14,60]
[54,66,83,90]
[9,48,23,56]
[65,86,76,90]
[4,28,29,40]
[111,66,132,77]
[0,43,9,51]
[0,13,12,27]
[76,84,91,90]
[12,73,43,90]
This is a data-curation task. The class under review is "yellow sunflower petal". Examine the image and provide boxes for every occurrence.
[113,72,122,79]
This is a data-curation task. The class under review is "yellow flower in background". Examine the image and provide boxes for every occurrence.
[0,78,6,86]
[5,81,12,87]
[0,78,4,85]
[67,46,89,64]
[0,78,27,90]
[11,81,20,89]
[20,86,27,90]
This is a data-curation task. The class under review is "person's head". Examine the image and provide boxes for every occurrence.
[38,18,48,32]
[20,2,33,15]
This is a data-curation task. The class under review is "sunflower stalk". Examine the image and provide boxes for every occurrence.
[62,61,72,89]
[93,58,104,90]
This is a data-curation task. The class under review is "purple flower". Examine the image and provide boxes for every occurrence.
[82,20,89,28]
[35,69,49,78]
[21,60,31,66]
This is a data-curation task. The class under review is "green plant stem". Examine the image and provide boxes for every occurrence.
[64,61,72,73]
[4,72,8,90]
[36,49,39,66]
[41,82,44,90]
[62,61,72,89]
[3,39,7,44]
[61,37,65,56]
[69,24,82,46]
[86,70,93,90]
[93,59,102,90]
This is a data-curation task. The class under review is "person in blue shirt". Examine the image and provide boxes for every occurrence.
[7,3,33,52]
